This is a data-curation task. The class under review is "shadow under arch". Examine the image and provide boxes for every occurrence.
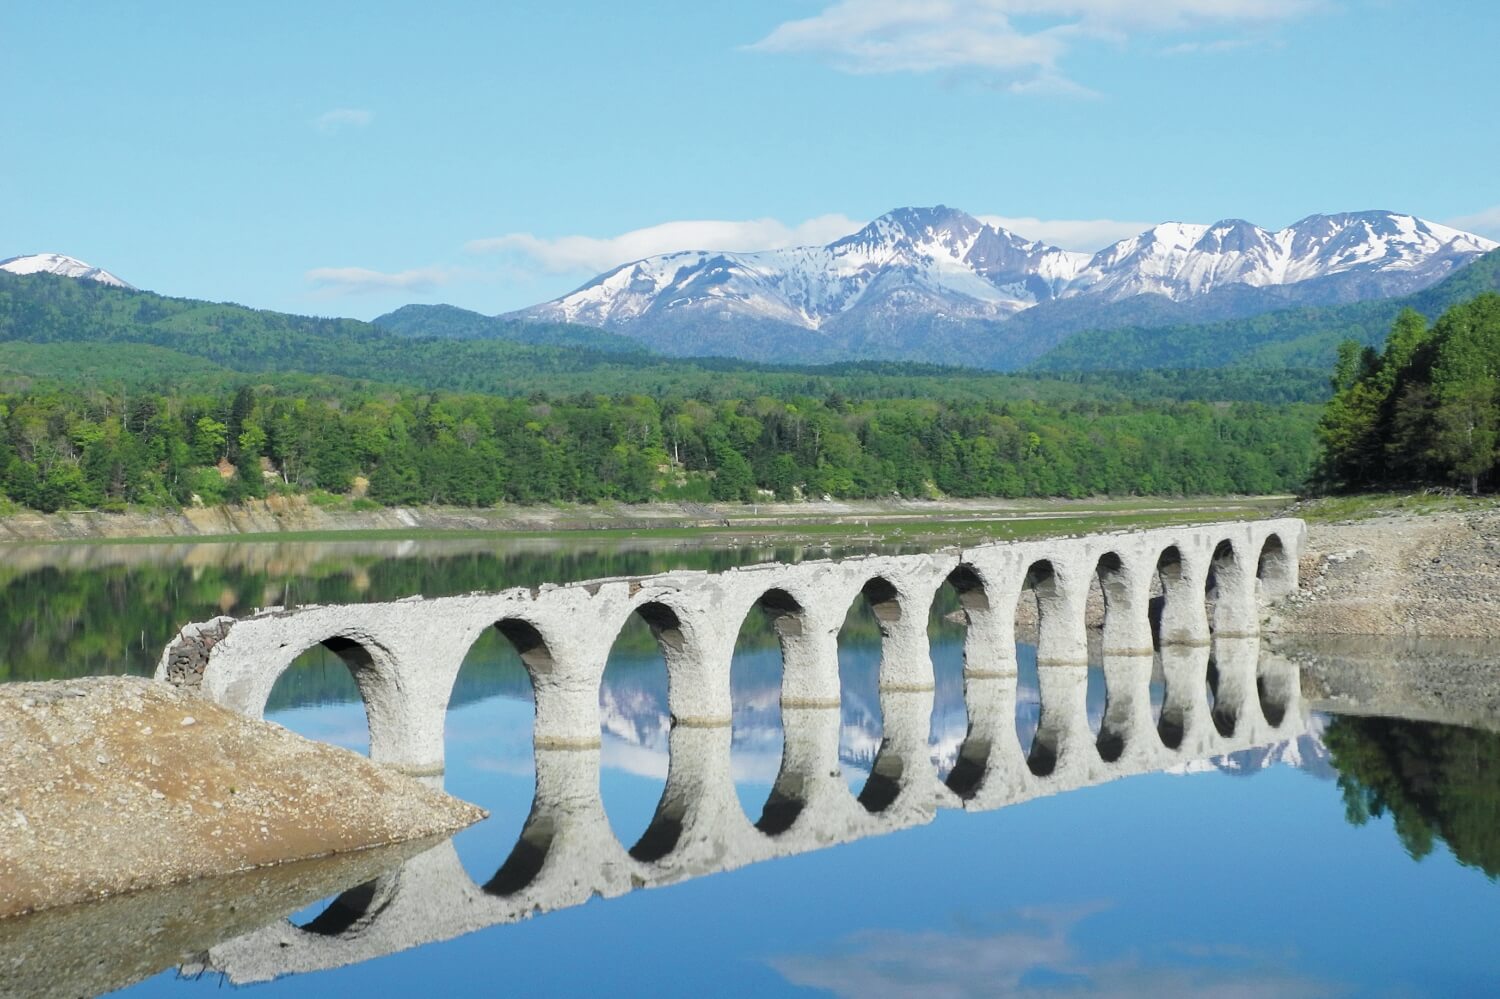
[484,811,555,896]
[611,598,715,864]
[1257,653,1297,729]
[944,563,1012,799]
[264,634,388,755]
[1016,559,1067,777]
[440,616,544,890]
[1094,550,1139,764]
[1207,538,1253,637]
[595,600,686,860]
[292,874,399,937]
[734,587,812,836]
[1151,544,1201,647]
[1257,532,1295,598]
[836,576,907,815]
[1206,646,1237,737]
[922,565,982,786]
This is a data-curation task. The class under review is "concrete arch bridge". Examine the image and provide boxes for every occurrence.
[159,517,1305,777]
[152,518,1309,983]
[187,629,1308,984]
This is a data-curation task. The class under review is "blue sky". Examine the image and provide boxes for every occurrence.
[4,1,1498,319]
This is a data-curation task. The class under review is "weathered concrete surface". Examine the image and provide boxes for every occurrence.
[0,836,436,999]
[1267,510,1500,638]
[157,519,1304,775]
[0,678,485,919]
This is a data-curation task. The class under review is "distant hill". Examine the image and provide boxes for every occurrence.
[1030,247,1500,371]
[0,271,656,393]
[0,269,1329,404]
[372,303,642,354]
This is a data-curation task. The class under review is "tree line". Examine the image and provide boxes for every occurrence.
[0,382,1317,514]
[1318,294,1500,493]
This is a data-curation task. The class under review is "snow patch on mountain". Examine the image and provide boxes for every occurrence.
[0,253,132,289]
[513,207,1497,340]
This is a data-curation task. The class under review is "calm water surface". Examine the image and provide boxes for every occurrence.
[3,537,1497,997]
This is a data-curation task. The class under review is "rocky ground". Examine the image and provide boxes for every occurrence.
[0,677,484,918]
[1266,509,1500,638]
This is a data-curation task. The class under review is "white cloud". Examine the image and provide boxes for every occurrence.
[304,265,457,296]
[749,0,1318,90]
[313,108,374,133]
[980,214,1151,251]
[1448,205,1500,241]
[466,214,866,274]
[769,905,1343,999]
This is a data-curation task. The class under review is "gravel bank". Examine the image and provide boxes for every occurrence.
[0,677,485,918]
[1266,510,1500,638]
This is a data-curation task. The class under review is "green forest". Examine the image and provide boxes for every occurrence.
[1318,294,1500,494]
[0,383,1316,513]
[6,267,1500,516]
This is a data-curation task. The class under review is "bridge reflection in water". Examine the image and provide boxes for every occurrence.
[156,520,1309,985]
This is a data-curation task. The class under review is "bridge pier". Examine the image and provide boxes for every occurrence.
[1157,543,1213,647]
[1030,663,1093,778]
[1096,653,1158,766]
[948,674,1029,807]
[1157,644,1214,755]
[1099,554,1156,656]
[633,723,761,872]
[858,687,946,817]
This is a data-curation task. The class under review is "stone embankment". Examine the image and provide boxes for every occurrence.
[0,678,485,918]
[1266,509,1500,638]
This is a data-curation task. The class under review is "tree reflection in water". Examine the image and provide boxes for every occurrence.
[1325,715,1500,878]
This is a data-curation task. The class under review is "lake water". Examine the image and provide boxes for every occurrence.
[2,536,1498,997]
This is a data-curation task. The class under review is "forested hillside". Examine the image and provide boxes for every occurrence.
[0,268,1336,515]
[0,270,1328,404]
[0,382,1317,513]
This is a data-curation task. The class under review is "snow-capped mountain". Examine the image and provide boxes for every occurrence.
[508,207,1496,365]
[0,252,132,288]
[516,206,1087,331]
[1065,213,1492,302]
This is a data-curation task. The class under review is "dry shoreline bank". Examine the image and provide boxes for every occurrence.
[0,495,1283,544]
[1268,509,1500,639]
[0,678,484,920]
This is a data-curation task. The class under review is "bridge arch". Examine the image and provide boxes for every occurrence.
[1093,550,1154,763]
[1257,533,1296,599]
[1153,543,1206,647]
[1015,558,1086,777]
[1208,538,1256,637]
[729,586,813,836]
[261,632,407,761]
[444,618,543,885]
[292,872,402,937]
[920,565,987,787]
[595,600,695,856]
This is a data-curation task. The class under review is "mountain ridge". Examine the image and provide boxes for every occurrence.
[0,253,132,289]
[505,206,1495,368]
